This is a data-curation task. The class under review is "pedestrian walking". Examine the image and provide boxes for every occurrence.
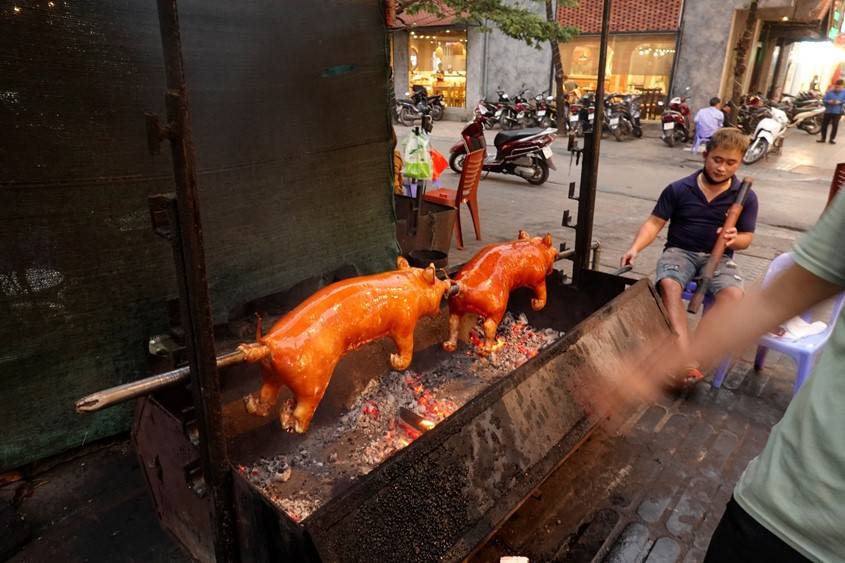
[818,79,845,144]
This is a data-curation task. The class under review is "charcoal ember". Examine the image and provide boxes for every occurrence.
[243,312,562,523]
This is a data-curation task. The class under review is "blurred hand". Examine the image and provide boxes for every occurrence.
[718,227,738,248]
[621,248,638,267]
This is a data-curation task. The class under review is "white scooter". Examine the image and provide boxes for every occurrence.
[743,106,789,165]
[789,105,825,135]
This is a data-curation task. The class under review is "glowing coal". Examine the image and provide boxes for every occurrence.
[241,312,562,523]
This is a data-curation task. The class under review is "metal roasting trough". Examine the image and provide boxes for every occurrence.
[126,271,673,562]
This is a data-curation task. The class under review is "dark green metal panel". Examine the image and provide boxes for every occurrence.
[0,0,396,471]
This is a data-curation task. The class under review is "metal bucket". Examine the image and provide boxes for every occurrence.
[407,249,448,269]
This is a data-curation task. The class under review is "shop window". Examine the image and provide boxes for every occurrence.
[560,34,676,99]
[408,27,467,108]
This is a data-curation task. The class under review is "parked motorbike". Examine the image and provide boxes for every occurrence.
[529,91,557,129]
[571,93,600,137]
[422,91,446,121]
[622,94,643,137]
[396,87,432,127]
[660,95,692,147]
[501,87,531,130]
[606,93,642,141]
[567,96,586,136]
[743,106,789,165]
[475,88,513,129]
[735,94,770,135]
[777,92,823,135]
[449,115,557,185]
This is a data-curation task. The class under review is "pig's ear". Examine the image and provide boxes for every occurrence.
[397,256,410,270]
[542,233,553,247]
[423,263,436,284]
[518,230,529,240]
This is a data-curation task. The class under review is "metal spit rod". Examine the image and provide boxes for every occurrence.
[75,350,246,413]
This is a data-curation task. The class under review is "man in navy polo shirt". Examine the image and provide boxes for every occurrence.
[620,128,758,385]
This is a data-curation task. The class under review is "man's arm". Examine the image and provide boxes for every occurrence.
[621,215,667,266]
[690,263,841,369]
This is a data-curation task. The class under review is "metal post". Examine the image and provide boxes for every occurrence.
[573,0,612,286]
[154,1,237,560]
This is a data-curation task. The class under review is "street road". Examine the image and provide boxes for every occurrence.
[395,120,840,284]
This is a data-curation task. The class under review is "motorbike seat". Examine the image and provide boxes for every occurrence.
[493,128,546,146]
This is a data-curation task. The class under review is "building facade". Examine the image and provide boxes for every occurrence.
[389,1,551,119]
[389,0,841,120]
[556,0,683,97]
[672,0,837,113]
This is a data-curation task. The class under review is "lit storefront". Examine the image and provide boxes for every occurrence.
[408,28,468,108]
[560,34,677,96]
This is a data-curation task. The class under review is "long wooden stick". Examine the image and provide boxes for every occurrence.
[687,177,753,313]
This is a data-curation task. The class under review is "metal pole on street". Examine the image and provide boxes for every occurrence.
[153,1,237,560]
[573,0,611,286]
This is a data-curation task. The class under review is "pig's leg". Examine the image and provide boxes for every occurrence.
[280,382,329,434]
[390,327,415,371]
[479,310,505,356]
[531,280,548,311]
[283,395,322,433]
[442,313,461,352]
[244,365,282,417]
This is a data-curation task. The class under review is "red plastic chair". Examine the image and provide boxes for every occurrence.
[423,148,485,249]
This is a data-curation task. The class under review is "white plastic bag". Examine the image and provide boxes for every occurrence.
[402,129,433,180]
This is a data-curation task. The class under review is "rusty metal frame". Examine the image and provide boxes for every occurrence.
[147,1,237,560]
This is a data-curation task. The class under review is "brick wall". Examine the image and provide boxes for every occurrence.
[558,0,683,33]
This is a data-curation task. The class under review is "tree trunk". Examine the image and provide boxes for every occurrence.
[546,0,566,132]
[732,1,758,104]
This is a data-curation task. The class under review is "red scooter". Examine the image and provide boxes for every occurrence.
[448,115,557,185]
[660,94,692,147]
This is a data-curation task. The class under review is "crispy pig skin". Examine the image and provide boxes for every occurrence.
[444,230,557,355]
[240,257,450,433]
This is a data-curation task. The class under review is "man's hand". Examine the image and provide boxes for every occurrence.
[717,227,738,248]
[621,248,638,267]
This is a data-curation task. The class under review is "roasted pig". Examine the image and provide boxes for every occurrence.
[238,257,450,433]
[444,230,557,354]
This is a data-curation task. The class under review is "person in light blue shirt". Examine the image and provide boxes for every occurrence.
[818,79,845,144]
[692,97,724,152]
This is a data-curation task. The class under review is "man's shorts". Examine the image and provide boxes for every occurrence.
[655,246,744,295]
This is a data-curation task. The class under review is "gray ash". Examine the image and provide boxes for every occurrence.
[240,312,562,522]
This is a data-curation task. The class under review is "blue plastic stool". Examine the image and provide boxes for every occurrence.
[681,281,732,386]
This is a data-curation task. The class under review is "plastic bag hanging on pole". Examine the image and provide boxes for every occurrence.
[402,129,433,180]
